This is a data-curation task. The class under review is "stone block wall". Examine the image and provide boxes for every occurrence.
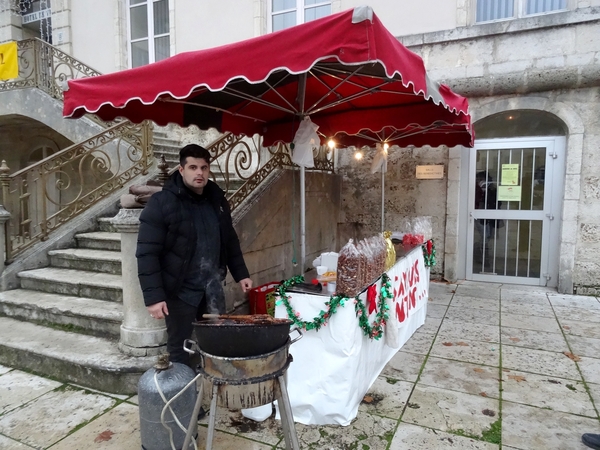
[225,170,342,311]
[336,146,448,278]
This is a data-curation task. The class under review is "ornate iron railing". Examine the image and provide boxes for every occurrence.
[166,133,335,210]
[0,38,101,100]
[0,120,153,261]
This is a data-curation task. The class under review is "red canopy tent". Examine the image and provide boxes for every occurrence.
[63,6,473,270]
[64,6,472,148]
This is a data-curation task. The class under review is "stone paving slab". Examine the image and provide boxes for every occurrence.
[437,319,500,343]
[500,327,569,352]
[398,330,435,355]
[381,351,426,383]
[49,402,140,450]
[445,307,500,326]
[565,334,600,359]
[424,302,448,319]
[0,387,116,448]
[418,357,500,399]
[417,316,443,334]
[430,337,500,366]
[501,312,563,333]
[429,281,459,296]
[501,345,582,380]
[577,356,600,385]
[453,285,501,300]
[502,401,599,450]
[548,294,600,310]
[0,370,61,415]
[198,408,281,446]
[288,412,398,450]
[501,369,595,417]
[501,301,556,317]
[0,435,34,449]
[587,382,600,409]
[358,376,414,420]
[401,385,500,438]
[554,305,600,322]
[499,292,551,305]
[0,364,12,375]
[450,296,500,311]
[427,293,453,305]
[560,319,600,339]
[389,423,499,449]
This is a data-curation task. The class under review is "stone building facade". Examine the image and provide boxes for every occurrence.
[1,0,599,294]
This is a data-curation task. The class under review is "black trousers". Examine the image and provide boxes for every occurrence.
[164,299,207,365]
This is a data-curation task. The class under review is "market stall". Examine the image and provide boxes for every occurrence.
[274,240,432,426]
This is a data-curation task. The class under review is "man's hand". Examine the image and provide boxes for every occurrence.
[147,301,169,320]
[239,278,253,293]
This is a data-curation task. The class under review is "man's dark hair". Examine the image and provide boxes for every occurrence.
[179,144,211,166]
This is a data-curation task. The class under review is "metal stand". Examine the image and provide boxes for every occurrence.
[182,354,300,450]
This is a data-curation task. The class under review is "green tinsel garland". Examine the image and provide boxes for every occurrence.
[276,273,391,339]
[422,239,436,267]
[353,273,391,340]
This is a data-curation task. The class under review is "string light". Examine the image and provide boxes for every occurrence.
[1,0,52,43]
[327,139,336,149]
[354,151,363,160]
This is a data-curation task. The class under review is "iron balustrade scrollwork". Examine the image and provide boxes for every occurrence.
[0,38,101,100]
[0,120,153,262]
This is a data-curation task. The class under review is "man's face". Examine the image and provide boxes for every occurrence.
[179,157,210,194]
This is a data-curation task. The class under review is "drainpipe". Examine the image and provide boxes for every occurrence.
[111,208,167,356]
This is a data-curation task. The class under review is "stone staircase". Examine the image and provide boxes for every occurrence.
[0,218,156,394]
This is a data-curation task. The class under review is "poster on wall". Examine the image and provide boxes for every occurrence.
[498,185,522,202]
[501,164,519,185]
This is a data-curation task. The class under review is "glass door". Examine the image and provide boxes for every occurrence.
[467,137,565,286]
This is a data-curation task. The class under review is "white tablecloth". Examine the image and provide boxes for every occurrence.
[275,245,429,425]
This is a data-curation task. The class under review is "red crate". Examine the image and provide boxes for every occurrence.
[248,281,280,316]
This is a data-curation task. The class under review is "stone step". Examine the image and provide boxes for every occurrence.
[18,267,123,302]
[97,217,118,232]
[0,289,122,338]
[48,248,122,274]
[75,231,121,251]
[0,316,154,394]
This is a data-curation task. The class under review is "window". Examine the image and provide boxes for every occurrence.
[129,0,170,68]
[476,0,567,23]
[271,0,331,32]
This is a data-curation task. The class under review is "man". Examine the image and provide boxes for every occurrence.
[583,433,600,449]
[136,144,253,364]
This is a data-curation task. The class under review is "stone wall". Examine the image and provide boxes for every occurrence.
[336,146,448,278]
[399,7,600,292]
[225,170,342,311]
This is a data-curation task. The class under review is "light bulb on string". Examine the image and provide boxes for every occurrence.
[327,139,336,149]
[354,151,363,160]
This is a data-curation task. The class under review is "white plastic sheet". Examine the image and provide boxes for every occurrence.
[275,246,429,425]
[291,116,318,168]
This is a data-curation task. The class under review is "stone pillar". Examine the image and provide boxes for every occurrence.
[0,205,11,274]
[111,208,167,356]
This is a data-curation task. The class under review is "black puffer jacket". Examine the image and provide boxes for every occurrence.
[136,172,249,307]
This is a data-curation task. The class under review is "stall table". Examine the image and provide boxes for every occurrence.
[275,244,429,425]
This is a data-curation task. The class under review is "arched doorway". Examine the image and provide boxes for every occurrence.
[466,110,567,287]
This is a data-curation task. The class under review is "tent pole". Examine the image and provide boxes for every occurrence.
[381,169,385,232]
[381,159,386,232]
[300,165,306,273]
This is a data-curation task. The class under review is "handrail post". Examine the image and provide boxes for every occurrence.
[0,161,12,262]
[111,208,167,356]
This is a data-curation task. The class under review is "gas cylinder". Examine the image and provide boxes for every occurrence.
[138,355,198,450]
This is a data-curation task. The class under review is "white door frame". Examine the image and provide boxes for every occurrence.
[466,136,565,287]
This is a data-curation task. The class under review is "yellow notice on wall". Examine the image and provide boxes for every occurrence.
[501,164,519,185]
[0,41,18,81]
[498,185,522,202]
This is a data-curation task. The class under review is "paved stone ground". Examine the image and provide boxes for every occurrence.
[1,280,599,449]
